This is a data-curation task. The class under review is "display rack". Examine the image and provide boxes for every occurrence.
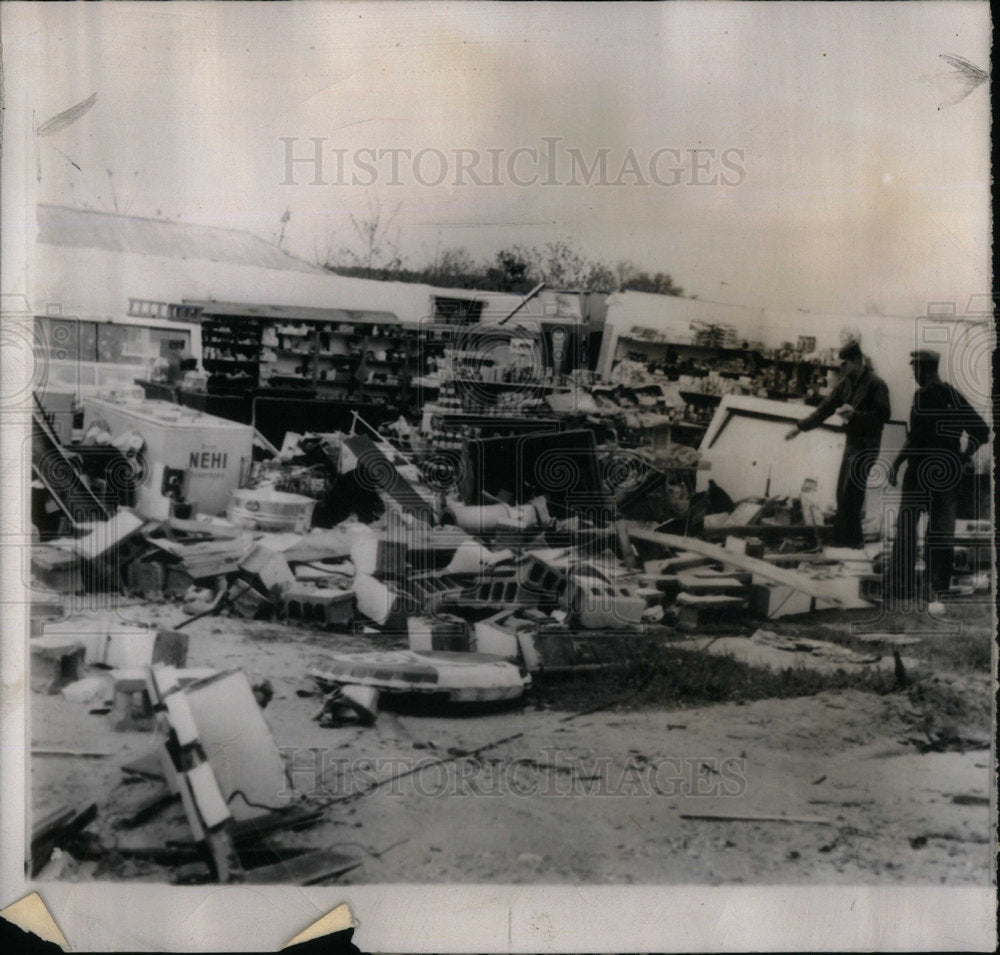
[198,309,449,405]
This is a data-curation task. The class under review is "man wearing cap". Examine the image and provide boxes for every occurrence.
[886,349,990,608]
[785,340,891,548]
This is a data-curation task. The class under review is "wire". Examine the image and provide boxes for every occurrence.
[226,789,301,813]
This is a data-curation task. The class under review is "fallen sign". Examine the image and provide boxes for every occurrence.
[310,650,530,703]
[625,525,870,609]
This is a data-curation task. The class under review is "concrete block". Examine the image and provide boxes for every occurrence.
[30,638,86,694]
[473,613,522,659]
[676,592,747,631]
[408,615,470,652]
[282,585,353,627]
[636,573,682,601]
[568,575,645,630]
[859,573,882,602]
[517,550,570,597]
[353,573,405,628]
[676,574,748,596]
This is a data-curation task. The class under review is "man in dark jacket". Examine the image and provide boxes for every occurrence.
[785,340,891,547]
[886,349,990,608]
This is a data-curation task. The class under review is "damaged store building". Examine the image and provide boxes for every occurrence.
[23,204,993,885]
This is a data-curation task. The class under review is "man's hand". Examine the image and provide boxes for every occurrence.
[785,426,800,441]
[836,403,855,420]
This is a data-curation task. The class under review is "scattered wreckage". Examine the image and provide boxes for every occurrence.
[26,393,991,883]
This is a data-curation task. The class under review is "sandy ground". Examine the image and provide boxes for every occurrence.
[29,599,995,886]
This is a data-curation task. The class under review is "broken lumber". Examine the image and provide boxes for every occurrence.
[625,525,869,608]
[680,810,831,824]
[240,848,361,884]
[30,803,98,876]
[32,747,111,758]
[119,791,180,829]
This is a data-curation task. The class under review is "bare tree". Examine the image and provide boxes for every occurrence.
[274,207,291,250]
[339,196,404,275]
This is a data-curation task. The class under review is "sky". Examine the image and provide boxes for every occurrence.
[5,1,992,317]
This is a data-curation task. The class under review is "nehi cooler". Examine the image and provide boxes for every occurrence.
[82,398,253,518]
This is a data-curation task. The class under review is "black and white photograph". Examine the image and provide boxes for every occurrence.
[0,1,994,951]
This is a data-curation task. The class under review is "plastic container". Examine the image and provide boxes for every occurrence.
[227,486,316,532]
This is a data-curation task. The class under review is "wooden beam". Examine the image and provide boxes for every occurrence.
[680,810,831,825]
[625,524,869,608]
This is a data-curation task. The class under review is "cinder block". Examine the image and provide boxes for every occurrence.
[676,574,748,596]
[471,574,540,607]
[408,615,470,652]
[473,612,524,659]
[283,585,353,627]
[675,593,747,631]
[859,574,882,602]
[568,576,646,630]
[517,553,569,597]
[30,638,86,694]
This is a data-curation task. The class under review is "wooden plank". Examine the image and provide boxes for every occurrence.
[168,518,244,540]
[229,804,327,844]
[119,791,179,829]
[680,810,831,824]
[240,848,360,884]
[759,552,840,564]
[32,747,111,758]
[30,803,98,876]
[626,525,869,608]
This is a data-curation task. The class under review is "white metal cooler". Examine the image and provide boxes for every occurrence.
[82,398,253,518]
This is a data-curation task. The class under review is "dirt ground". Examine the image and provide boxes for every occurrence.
[30,597,995,886]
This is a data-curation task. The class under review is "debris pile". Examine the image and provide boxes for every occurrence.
[26,383,992,887]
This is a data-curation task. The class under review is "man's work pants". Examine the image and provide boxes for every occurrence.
[832,440,880,549]
[887,455,962,606]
